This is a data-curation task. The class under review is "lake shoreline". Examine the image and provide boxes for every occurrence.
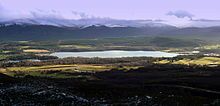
[50,50,180,58]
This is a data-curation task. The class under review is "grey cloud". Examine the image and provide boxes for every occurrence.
[192,19,220,22]
[72,11,94,19]
[167,10,194,19]
[30,10,63,19]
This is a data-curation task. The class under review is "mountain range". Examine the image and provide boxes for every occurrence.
[1,18,220,41]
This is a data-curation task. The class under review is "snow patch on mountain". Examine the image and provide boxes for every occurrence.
[0,17,173,28]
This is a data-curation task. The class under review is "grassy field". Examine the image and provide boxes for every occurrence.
[1,38,220,78]
[0,55,8,60]
[0,64,142,78]
[155,57,220,66]
[6,64,113,72]
[59,45,94,49]
[23,49,50,53]
[197,44,220,50]
[1,64,110,75]
[0,64,139,78]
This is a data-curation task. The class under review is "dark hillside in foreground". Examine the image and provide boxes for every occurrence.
[1,25,220,40]
[1,64,220,105]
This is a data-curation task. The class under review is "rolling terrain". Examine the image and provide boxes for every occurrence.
[1,19,220,105]
[1,21,220,41]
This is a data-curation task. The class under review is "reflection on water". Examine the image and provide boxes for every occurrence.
[51,50,179,58]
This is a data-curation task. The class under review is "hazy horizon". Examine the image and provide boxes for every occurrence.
[0,0,220,27]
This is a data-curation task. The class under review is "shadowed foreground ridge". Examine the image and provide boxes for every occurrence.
[1,64,220,105]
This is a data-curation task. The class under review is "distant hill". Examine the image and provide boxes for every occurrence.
[1,24,220,41]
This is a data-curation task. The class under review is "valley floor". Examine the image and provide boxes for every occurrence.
[1,38,220,105]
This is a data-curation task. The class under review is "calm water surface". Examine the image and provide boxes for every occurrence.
[51,50,179,58]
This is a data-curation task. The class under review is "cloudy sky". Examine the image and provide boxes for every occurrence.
[0,0,219,26]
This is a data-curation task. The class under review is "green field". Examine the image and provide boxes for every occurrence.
[155,57,220,66]
[0,64,110,77]
[0,64,140,78]
[0,37,220,78]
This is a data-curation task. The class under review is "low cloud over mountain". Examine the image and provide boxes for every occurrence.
[167,10,194,20]
[188,19,220,27]
[0,4,220,28]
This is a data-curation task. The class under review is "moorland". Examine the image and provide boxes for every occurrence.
[1,37,220,105]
